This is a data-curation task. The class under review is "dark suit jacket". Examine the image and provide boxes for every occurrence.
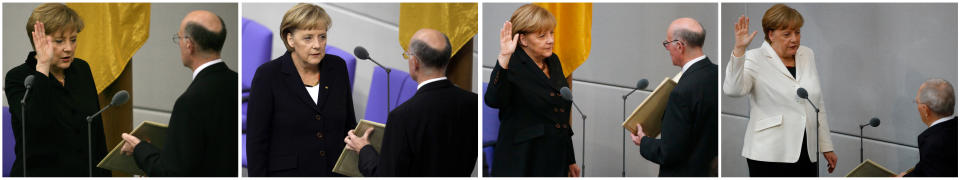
[905,117,957,177]
[357,79,478,177]
[131,62,238,177]
[485,48,575,177]
[639,58,718,177]
[4,52,110,177]
[247,51,357,177]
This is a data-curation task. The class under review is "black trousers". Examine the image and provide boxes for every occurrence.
[746,132,817,177]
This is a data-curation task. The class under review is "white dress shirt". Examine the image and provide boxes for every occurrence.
[192,59,223,80]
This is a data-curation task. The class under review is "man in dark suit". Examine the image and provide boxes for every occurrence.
[899,78,957,177]
[119,10,237,177]
[344,28,478,177]
[630,17,718,177]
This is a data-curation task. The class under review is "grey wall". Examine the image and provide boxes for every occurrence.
[720,3,958,177]
[2,3,239,129]
[241,3,479,176]
[482,3,718,177]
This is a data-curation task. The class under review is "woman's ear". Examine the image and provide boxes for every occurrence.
[518,34,527,47]
[286,33,295,50]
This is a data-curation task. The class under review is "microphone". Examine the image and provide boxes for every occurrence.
[354,46,390,73]
[86,90,129,122]
[859,117,880,128]
[859,117,880,163]
[84,90,129,176]
[622,79,649,99]
[355,46,391,115]
[797,87,822,176]
[20,75,35,176]
[560,87,587,176]
[619,78,647,177]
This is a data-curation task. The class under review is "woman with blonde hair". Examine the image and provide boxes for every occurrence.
[485,4,578,177]
[4,3,111,177]
[247,3,356,177]
[724,4,838,176]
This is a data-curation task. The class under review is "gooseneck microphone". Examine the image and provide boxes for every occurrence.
[859,117,880,163]
[560,87,586,176]
[85,90,129,176]
[21,75,35,176]
[355,46,392,114]
[620,79,648,177]
[797,87,821,176]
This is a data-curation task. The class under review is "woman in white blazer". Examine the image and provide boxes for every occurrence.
[723,4,838,177]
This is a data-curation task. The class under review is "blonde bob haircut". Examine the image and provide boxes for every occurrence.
[279,3,332,52]
[26,3,84,49]
[509,4,556,36]
[761,4,804,43]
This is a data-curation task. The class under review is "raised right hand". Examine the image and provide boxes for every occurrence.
[498,21,519,69]
[32,21,54,76]
[733,15,758,58]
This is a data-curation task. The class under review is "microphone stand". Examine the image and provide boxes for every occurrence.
[86,104,112,177]
[20,89,29,177]
[802,97,820,177]
[620,94,628,177]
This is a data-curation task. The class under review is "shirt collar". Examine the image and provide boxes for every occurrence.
[930,115,955,127]
[193,59,223,80]
[681,55,706,74]
[417,77,447,90]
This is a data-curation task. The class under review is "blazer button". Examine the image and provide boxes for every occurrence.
[549,92,555,96]
[316,132,325,140]
[554,108,559,112]
[563,124,569,128]
[560,109,565,113]
[315,115,323,121]
[555,124,562,128]
[319,151,326,157]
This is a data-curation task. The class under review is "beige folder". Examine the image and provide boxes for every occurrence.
[622,77,677,136]
[97,121,168,175]
[845,159,897,177]
[333,119,386,177]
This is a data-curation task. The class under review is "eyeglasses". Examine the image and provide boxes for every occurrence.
[172,32,190,46]
[401,50,415,61]
[662,39,681,48]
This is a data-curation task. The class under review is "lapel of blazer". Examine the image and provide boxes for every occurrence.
[761,42,796,82]
[514,48,559,91]
[794,47,810,83]
[279,52,322,114]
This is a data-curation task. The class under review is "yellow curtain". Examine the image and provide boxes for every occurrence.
[67,3,150,94]
[398,3,478,58]
[533,3,591,78]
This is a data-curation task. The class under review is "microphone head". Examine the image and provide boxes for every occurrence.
[559,87,573,101]
[796,88,809,99]
[353,46,370,60]
[636,79,649,90]
[24,75,35,88]
[111,90,130,106]
[869,117,881,127]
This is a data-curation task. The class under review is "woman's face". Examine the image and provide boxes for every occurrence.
[287,28,327,65]
[519,29,554,60]
[50,29,78,70]
[767,28,801,58]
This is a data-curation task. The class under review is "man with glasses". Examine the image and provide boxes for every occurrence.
[343,28,478,177]
[629,17,718,177]
[119,10,237,177]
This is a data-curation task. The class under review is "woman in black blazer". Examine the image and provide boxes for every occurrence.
[485,4,578,177]
[3,3,110,177]
[246,3,356,177]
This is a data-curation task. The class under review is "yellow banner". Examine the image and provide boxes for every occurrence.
[398,3,478,58]
[533,3,591,78]
[67,3,150,93]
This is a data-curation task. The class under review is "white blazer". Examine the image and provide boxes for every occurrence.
[723,41,834,163]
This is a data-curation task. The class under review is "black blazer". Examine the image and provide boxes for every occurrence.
[357,79,478,177]
[131,62,238,177]
[247,51,357,177]
[905,117,957,177]
[485,48,575,177]
[3,52,110,177]
[639,58,718,177]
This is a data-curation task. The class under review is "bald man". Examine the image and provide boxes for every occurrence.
[119,10,237,177]
[344,29,478,177]
[900,78,957,177]
[629,17,718,177]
